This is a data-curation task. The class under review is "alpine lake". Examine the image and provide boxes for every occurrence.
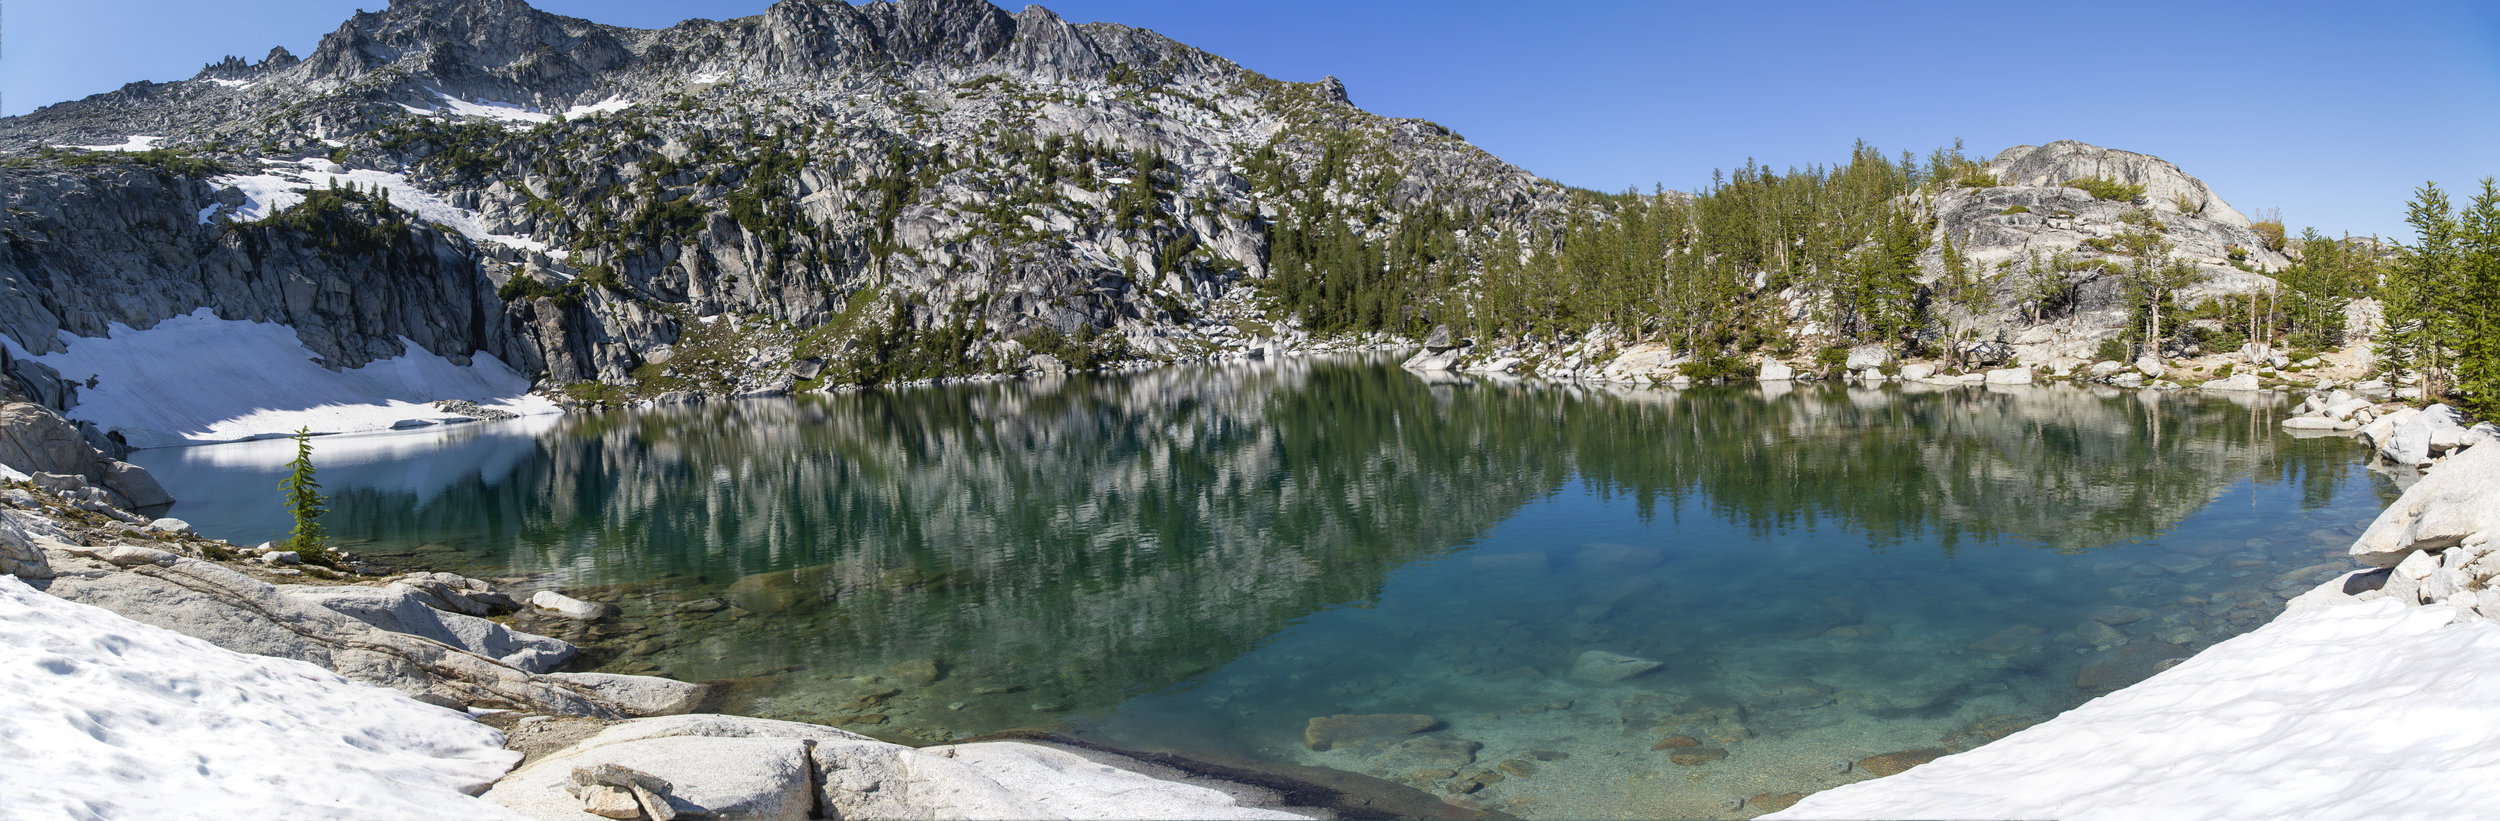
[137,352,2393,819]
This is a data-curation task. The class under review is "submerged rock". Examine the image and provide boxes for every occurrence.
[1854,747,1946,777]
[1303,713,1440,751]
[532,590,616,621]
[1668,746,1728,766]
[1569,649,1663,683]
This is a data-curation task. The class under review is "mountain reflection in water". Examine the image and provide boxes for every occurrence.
[139,353,2382,819]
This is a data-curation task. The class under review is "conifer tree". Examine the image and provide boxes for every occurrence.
[2454,178,2500,415]
[279,427,328,556]
[2394,183,2459,398]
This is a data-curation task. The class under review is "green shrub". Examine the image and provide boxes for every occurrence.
[2095,337,2130,363]
[2066,176,2146,202]
[1679,353,1748,382]
[496,274,572,304]
[1956,171,2001,188]
[1997,205,2031,215]
[2226,244,2249,261]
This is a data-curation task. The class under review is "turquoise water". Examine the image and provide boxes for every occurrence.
[138,354,2387,818]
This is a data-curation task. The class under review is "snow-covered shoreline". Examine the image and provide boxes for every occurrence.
[0,574,527,820]
[1772,440,2500,821]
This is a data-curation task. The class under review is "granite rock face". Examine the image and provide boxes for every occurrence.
[0,0,1575,419]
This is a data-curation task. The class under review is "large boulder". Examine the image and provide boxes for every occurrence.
[0,509,70,579]
[531,590,615,621]
[287,585,577,674]
[2382,404,2468,467]
[1571,649,1664,683]
[2350,443,2500,568]
[546,672,709,716]
[389,571,523,617]
[1758,359,1796,382]
[1845,345,1890,371]
[0,402,170,509]
[2202,373,2262,392]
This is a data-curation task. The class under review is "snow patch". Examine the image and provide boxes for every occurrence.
[207,78,253,89]
[0,574,527,820]
[205,158,548,252]
[6,309,559,449]
[398,89,553,125]
[63,135,162,152]
[1769,599,2500,821]
[562,96,634,118]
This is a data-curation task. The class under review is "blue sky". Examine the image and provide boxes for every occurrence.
[5,0,2494,238]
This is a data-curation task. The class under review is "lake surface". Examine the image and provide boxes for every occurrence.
[138,354,2389,819]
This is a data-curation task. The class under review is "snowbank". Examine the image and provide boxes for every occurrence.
[8,309,558,448]
[563,96,634,118]
[63,135,163,152]
[207,158,550,253]
[397,90,635,124]
[0,575,526,820]
[1768,598,2500,821]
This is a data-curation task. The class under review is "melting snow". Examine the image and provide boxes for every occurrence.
[0,575,527,820]
[205,157,549,253]
[4,309,558,449]
[64,135,163,152]
[1768,598,2500,821]
[207,78,253,89]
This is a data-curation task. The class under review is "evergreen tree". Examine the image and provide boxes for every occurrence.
[279,427,328,556]
[2394,183,2460,398]
[2454,178,2500,415]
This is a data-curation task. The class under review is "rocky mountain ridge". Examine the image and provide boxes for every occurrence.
[3,0,1568,428]
[1,0,2309,442]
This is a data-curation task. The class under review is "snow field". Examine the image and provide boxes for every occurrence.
[7,310,558,449]
[0,575,526,820]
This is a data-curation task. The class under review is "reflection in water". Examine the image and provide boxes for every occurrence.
[140,354,2381,819]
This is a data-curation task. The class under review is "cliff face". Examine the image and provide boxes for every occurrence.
[0,0,1571,428]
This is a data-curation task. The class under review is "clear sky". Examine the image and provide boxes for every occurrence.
[5,0,2495,238]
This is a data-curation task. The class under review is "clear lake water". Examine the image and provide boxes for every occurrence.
[135,353,2392,819]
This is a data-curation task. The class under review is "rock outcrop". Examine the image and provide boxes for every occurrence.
[287,584,580,673]
[0,402,170,508]
[482,714,1318,820]
[37,551,631,716]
